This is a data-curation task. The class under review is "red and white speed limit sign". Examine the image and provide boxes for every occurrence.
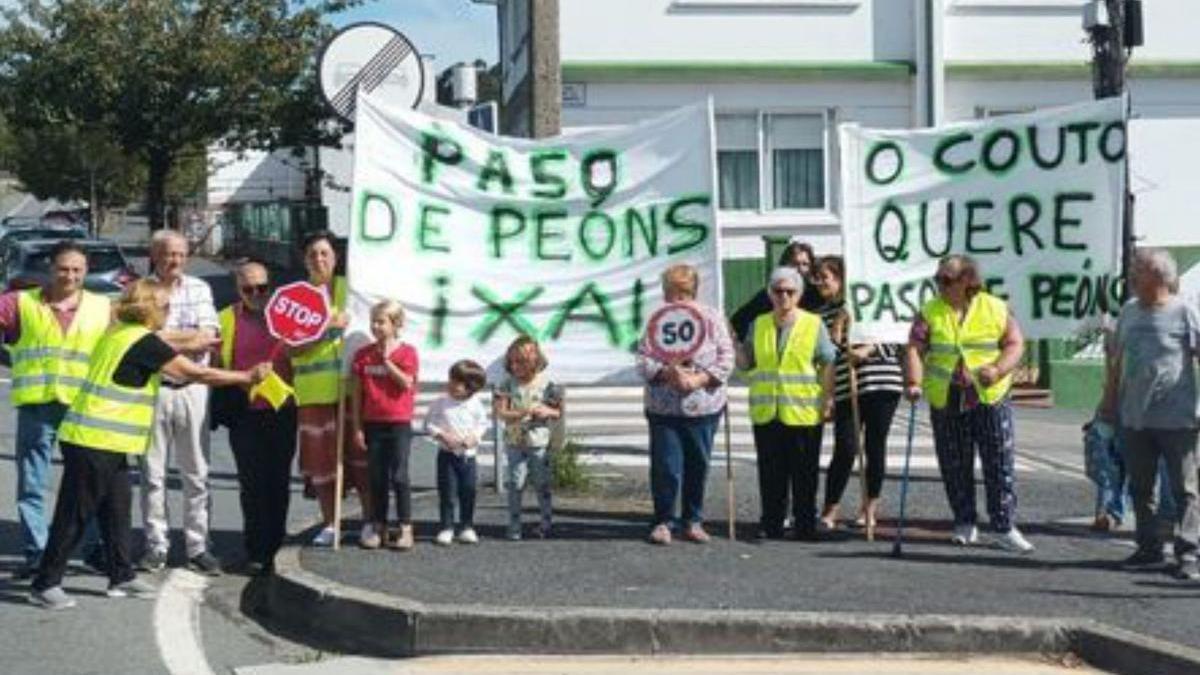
[645,302,708,363]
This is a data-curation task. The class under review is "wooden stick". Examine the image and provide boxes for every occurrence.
[724,403,735,541]
[848,361,872,542]
[332,375,347,551]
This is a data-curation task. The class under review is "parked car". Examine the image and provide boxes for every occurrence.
[0,225,88,260]
[3,238,138,296]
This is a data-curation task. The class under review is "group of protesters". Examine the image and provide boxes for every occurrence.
[638,242,1199,583]
[7,224,1199,610]
[637,246,1032,552]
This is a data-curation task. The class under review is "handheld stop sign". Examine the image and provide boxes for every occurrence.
[265,282,332,347]
[645,302,708,363]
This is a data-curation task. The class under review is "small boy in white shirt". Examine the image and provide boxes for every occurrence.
[423,360,490,546]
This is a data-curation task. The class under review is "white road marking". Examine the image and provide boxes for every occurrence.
[154,569,217,675]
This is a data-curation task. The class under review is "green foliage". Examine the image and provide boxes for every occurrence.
[551,438,593,493]
[0,0,361,228]
[7,122,142,207]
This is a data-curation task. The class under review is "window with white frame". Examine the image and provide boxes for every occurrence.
[716,115,760,210]
[716,111,828,213]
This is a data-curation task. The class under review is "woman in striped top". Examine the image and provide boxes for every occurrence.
[813,256,904,531]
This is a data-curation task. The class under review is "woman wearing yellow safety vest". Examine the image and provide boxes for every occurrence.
[29,280,271,610]
[291,230,370,548]
[737,266,837,541]
[904,254,1034,553]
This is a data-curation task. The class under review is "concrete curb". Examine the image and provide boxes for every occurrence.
[249,542,1200,673]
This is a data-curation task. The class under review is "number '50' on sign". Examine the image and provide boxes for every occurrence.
[646,302,708,363]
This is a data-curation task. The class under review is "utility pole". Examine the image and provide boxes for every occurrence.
[1085,0,1142,287]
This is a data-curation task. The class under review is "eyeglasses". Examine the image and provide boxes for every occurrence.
[770,287,798,297]
[240,283,270,295]
[934,274,959,287]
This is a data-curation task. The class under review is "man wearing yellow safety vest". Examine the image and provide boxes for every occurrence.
[0,241,111,579]
[29,279,270,610]
[737,266,837,541]
[904,254,1034,553]
[292,230,370,547]
[212,260,296,575]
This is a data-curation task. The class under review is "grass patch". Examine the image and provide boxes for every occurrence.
[551,438,593,493]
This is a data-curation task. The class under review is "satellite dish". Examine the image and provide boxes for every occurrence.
[317,22,425,123]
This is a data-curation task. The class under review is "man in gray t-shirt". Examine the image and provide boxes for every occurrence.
[1106,248,1200,579]
[1115,297,1200,430]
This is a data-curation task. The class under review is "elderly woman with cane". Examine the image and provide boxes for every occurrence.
[904,254,1033,553]
[738,266,837,541]
[1102,248,1200,579]
[637,264,734,545]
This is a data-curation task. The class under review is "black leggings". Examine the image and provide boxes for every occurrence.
[34,443,134,590]
[825,391,901,505]
[364,422,413,524]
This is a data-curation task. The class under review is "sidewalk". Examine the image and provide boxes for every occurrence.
[249,407,1200,672]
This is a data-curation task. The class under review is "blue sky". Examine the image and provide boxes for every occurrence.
[331,0,498,71]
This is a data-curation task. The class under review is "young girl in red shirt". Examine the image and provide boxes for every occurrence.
[351,300,419,550]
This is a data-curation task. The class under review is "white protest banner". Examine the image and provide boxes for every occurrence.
[348,93,721,383]
[840,97,1126,343]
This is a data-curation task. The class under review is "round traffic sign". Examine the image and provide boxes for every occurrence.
[265,282,332,346]
[645,302,708,363]
[317,22,424,123]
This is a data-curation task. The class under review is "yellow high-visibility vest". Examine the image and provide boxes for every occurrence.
[748,311,823,426]
[291,276,347,406]
[919,291,1012,409]
[10,288,111,406]
[218,305,236,369]
[58,323,160,455]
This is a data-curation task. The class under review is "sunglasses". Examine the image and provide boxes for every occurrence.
[771,287,798,297]
[934,274,959,286]
[240,283,271,295]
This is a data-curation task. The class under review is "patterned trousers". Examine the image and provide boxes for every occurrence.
[930,399,1018,532]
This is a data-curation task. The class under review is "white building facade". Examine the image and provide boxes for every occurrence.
[549,0,1200,307]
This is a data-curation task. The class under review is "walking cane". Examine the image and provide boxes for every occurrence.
[724,404,735,541]
[848,362,872,541]
[891,400,918,558]
[332,375,347,551]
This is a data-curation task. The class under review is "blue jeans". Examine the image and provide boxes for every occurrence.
[16,402,100,566]
[437,452,477,530]
[1084,419,1176,522]
[505,446,552,530]
[647,412,719,527]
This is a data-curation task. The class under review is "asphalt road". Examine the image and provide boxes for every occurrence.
[302,405,1200,653]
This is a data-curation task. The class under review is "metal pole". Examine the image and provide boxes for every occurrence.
[492,385,505,494]
[1089,0,1131,287]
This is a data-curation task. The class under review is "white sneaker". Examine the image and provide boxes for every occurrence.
[951,523,978,546]
[311,526,336,547]
[994,527,1035,553]
[358,523,380,548]
[30,586,76,610]
[457,528,479,545]
[107,577,157,599]
[435,529,454,546]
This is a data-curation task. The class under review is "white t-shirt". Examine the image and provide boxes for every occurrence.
[423,394,490,457]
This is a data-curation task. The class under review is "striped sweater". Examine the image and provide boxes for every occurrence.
[818,301,904,402]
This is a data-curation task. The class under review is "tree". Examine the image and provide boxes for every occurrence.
[0,0,360,230]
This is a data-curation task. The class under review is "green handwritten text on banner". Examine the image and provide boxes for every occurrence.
[348,94,721,383]
[840,97,1126,343]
